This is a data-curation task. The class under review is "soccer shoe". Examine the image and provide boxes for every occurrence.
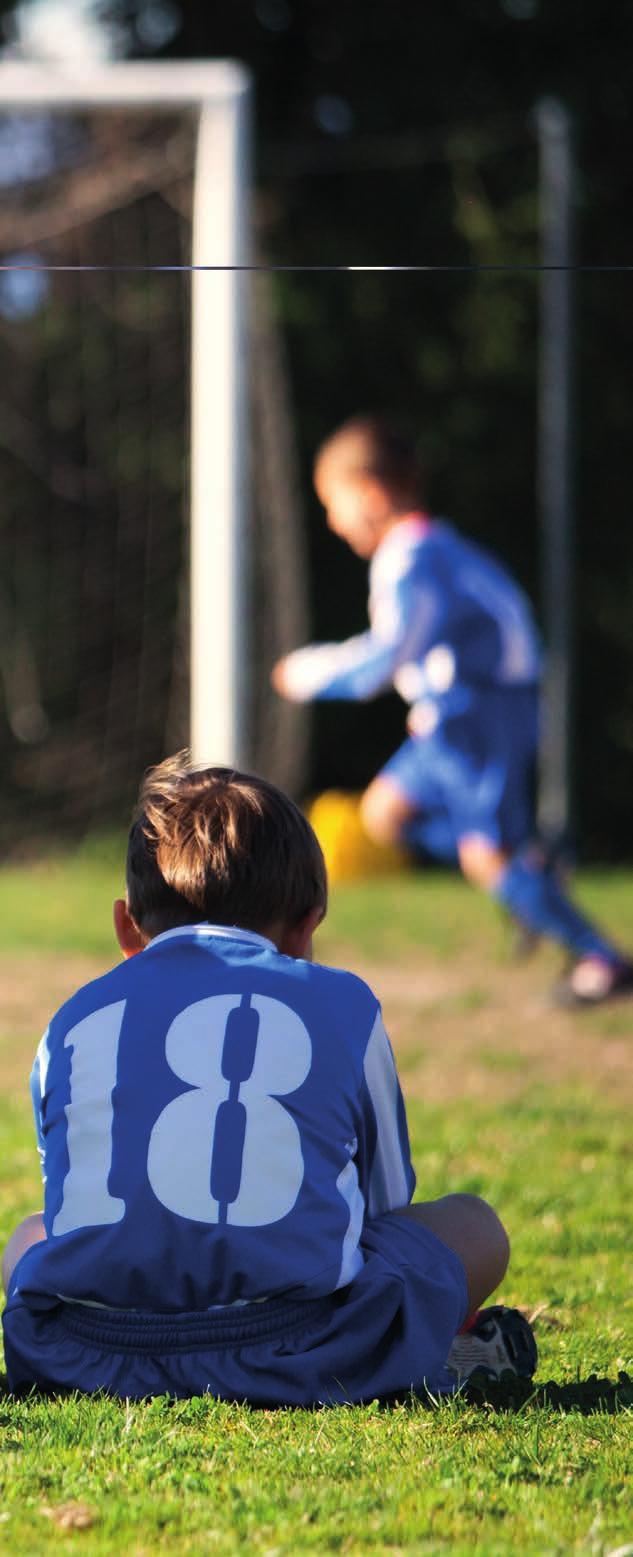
[445,1305,538,1385]
[552,956,633,1008]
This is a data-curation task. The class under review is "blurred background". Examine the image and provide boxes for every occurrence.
[0,0,632,858]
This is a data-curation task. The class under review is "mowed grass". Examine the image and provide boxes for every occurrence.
[0,847,631,1555]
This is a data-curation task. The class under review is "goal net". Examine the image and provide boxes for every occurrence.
[0,63,309,850]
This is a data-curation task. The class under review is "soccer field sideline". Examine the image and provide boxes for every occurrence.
[0,857,631,1554]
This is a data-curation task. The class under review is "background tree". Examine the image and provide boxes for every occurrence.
[2,0,633,854]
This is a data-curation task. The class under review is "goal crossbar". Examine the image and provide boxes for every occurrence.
[0,60,249,108]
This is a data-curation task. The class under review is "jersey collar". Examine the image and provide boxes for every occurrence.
[374,513,433,564]
[381,512,432,547]
[143,923,278,955]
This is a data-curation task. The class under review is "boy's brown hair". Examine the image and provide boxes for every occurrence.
[315,416,425,509]
[127,755,327,938]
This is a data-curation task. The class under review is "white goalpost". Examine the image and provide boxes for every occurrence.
[0,60,253,770]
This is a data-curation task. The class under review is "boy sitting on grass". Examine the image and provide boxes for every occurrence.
[2,756,536,1402]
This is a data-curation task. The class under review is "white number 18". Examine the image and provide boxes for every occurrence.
[52,994,312,1236]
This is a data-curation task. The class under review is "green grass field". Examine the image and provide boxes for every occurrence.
[0,849,631,1554]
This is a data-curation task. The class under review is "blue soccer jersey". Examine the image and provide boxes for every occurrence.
[15,925,416,1315]
[281,517,541,711]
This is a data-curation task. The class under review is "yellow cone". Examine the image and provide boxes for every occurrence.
[307,790,409,884]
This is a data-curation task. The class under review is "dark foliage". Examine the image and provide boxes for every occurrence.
[4,0,633,853]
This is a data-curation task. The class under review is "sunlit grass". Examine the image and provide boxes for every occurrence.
[0,850,631,1553]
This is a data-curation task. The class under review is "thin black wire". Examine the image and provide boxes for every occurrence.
[0,263,632,272]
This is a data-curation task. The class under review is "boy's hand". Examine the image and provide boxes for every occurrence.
[271,647,325,702]
[407,701,438,739]
[271,657,292,696]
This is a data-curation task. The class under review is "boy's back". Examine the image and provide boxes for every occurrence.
[371,519,541,696]
[23,923,413,1315]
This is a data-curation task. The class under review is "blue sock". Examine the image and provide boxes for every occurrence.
[495,851,621,964]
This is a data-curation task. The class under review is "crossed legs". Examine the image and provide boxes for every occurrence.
[395,1193,509,1317]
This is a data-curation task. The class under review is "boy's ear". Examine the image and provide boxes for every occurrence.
[113,899,146,958]
[277,905,324,961]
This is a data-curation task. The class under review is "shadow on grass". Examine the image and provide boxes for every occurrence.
[0,1371,631,1415]
[459,1370,633,1415]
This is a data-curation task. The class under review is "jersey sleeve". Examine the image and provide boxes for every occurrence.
[356,1008,416,1216]
[30,1028,50,1184]
[279,633,399,701]
[280,550,442,703]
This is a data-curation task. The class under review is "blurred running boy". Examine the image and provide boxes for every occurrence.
[273,416,632,1006]
[3,756,535,1401]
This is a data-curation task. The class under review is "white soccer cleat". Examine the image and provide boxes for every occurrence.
[446,1305,538,1385]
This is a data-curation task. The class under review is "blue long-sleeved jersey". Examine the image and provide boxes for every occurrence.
[16,925,415,1314]
[282,517,540,711]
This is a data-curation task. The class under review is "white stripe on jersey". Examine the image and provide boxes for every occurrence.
[36,1025,51,1093]
[335,1149,366,1289]
[31,1026,51,1178]
[363,1012,410,1217]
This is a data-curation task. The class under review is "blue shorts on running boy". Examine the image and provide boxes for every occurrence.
[382,683,538,862]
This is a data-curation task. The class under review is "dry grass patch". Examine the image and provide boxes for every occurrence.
[354,951,633,1105]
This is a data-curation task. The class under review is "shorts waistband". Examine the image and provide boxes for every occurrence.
[58,1293,335,1354]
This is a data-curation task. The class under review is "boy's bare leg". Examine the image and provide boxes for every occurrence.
[395,1193,510,1316]
[457,835,509,890]
[360,777,417,847]
[2,1213,46,1294]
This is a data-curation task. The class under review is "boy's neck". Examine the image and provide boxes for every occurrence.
[389,508,430,529]
[115,907,322,964]
[374,510,431,549]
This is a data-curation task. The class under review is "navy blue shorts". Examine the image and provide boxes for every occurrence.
[382,685,538,860]
[2,1215,468,1405]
